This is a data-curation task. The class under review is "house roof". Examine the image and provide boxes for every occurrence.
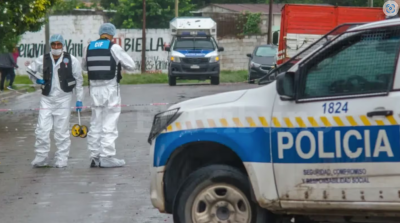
[207,3,286,14]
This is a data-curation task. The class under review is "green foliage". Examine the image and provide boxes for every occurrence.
[237,11,262,36]
[0,0,57,53]
[110,0,196,29]
[51,0,96,14]
[100,0,118,9]
[245,12,261,35]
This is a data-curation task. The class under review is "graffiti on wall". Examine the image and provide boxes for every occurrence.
[18,36,169,74]
[19,40,84,58]
[112,37,165,52]
[131,56,168,72]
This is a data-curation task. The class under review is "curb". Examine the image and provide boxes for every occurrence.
[0,91,14,98]
[0,86,39,103]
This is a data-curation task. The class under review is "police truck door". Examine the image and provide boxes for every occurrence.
[271,26,400,208]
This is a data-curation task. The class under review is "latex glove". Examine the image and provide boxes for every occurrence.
[36,79,45,85]
[76,101,82,112]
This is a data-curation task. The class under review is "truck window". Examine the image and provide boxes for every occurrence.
[173,38,215,50]
[258,23,363,85]
[299,28,400,99]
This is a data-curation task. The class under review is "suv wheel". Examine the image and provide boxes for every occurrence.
[211,76,220,85]
[169,76,176,86]
[172,164,274,223]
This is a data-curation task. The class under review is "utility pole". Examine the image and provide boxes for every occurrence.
[45,12,50,53]
[141,0,146,74]
[267,0,273,44]
[175,0,179,17]
[368,0,373,7]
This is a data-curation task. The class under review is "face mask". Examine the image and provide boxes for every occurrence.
[51,48,62,56]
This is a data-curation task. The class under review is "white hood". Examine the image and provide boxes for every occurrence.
[169,89,248,111]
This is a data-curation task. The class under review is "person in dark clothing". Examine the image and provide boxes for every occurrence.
[0,52,17,92]
[5,47,20,90]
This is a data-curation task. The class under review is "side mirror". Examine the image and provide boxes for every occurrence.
[218,47,224,52]
[276,72,295,100]
[273,31,279,45]
[165,46,170,52]
[246,53,252,58]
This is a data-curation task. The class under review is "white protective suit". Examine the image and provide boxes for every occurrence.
[27,53,83,167]
[81,41,135,167]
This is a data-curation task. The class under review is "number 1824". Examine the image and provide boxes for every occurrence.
[322,102,348,114]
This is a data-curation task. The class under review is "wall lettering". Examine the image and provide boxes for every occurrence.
[19,40,84,58]
[131,56,168,71]
[19,42,47,58]
[123,37,164,52]
[65,39,83,57]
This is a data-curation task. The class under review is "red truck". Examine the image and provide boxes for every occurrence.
[277,4,386,65]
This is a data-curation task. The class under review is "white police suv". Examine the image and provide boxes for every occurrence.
[165,17,224,86]
[148,18,400,223]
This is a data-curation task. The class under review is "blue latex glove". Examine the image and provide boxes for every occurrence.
[76,101,82,112]
[36,79,45,85]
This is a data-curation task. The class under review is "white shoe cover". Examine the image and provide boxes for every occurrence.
[31,156,49,167]
[54,158,68,168]
[99,157,126,168]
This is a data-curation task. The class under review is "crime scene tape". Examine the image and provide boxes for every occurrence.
[0,102,174,113]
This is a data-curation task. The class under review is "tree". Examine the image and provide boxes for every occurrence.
[110,0,196,29]
[51,0,96,14]
[100,0,118,9]
[0,0,57,53]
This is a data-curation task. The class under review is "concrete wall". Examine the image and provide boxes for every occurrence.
[15,14,273,75]
[219,35,271,70]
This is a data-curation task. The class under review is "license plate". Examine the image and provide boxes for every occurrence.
[190,65,200,69]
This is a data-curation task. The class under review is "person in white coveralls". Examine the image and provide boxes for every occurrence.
[27,34,84,168]
[81,23,135,168]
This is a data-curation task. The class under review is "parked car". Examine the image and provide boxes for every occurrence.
[246,44,278,84]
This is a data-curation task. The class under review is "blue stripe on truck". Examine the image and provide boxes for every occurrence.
[153,127,271,167]
[153,125,400,167]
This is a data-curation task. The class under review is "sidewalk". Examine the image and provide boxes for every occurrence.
[0,84,39,104]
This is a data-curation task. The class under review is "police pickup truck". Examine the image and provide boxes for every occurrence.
[148,19,400,223]
[165,17,224,86]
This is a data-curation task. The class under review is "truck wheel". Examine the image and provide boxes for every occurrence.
[169,76,176,86]
[172,164,273,223]
[211,76,219,85]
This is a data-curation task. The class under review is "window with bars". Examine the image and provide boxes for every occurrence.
[298,27,400,99]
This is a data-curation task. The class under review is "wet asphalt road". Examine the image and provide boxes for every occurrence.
[0,82,258,223]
